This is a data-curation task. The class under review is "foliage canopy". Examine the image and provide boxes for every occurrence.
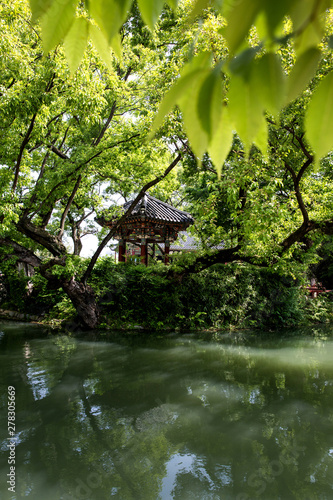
[2,0,333,329]
[29,0,333,172]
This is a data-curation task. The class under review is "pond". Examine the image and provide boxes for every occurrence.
[1,322,333,499]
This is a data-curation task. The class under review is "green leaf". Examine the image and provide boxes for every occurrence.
[253,113,268,158]
[29,0,53,22]
[305,72,333,160]
[137,0,165,30]
[178,69,211,160]
[224,0,261,55]
[285,47,321,104]
[251,53,286,116]
[294,17,324,56]
[290,0,323,31]
[64,17,89,73]
[228,47,259,79]
[89,0,132,43]
[188,0,212,20]
[149,53,211,137]
[40,0,78,53]
[207,106,234,177]
[328,35,333,49]
[220,0,236,17]
[166,0,179,8]
[197,64,223,138]
[228,73,264,152]
[89,23,112,70]
[149,68,206,138]
[291,0,329,55]
[262,0,296,38]
[109,33,122,60]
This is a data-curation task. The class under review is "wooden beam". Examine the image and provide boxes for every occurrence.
[165,240,170,265]
[140,238,147,266]
[119,239,126,262]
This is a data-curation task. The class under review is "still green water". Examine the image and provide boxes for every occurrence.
[1,322,333,500]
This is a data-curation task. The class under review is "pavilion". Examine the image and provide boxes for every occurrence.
[96,193,194,265]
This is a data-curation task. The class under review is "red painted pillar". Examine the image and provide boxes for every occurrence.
[165,240,170,265]
[141,238,147,266]
[118,239,126,262]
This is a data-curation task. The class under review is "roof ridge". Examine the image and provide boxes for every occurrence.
[145,193,193,217]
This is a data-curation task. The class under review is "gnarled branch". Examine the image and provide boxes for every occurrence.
[81,153,183,284]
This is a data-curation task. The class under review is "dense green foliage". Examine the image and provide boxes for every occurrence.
[3,257,333,330]
[2,0,333,330]
[30,0,333,173]
[91,262,333,330]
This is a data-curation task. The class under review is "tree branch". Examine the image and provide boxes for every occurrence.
[0,238,42,268]
[84,133,140,165]
[284,159,311,225]
[12,113,37,192]
[93,100,117,147]
[81,153,183,284]
[33,133,141,218]
[16,217,67,257]
[22,148,52,218]
[58,175,82,240]
[51,144,71,160]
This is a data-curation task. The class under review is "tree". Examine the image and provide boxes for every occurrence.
[177,97,333,277]
[25,0,333,271]
[3,0,333,329]
[28,0,333,169]
[0,0,185,328]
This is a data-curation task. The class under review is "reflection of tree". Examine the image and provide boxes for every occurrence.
[2,329,333,499]
[167,339,333,499]
[2,335,177,499]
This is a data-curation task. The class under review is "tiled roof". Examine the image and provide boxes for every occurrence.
[170,232,200,250]
[161,231,225,251]
[122,194,194,225]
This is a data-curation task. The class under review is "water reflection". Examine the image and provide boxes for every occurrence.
[1,323,333,498]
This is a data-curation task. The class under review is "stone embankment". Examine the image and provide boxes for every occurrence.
[0,309,43,322]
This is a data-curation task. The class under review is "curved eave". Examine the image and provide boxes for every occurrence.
[96,216,193,229]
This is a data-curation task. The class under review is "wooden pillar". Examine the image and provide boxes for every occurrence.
[141,238,147,266]
[165,240,170,265]
[118,239,126,262]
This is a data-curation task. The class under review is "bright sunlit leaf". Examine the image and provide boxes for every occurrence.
[64,18,89,73]
[89,0,132,43]
[294,17,325,56]
[197,64,223,138]
[306,72,333,161]
[262,0,296,38]
[109,33,122,60]
[251,53,286,116]
[188,0,212,20]
[29,0,53,21]
[207,106,234,177]
[40,0,78,53]
[289,0,317,31]
[178,69,211,160]
[253,113,268,159]
[149,69,206,139]
[285,47,321,104]
[89,24,113,70]
[228,73,264,152]
[224,0,261,55]
[137,0,165,30]
[166,0,179,8]
[149,53,211,138]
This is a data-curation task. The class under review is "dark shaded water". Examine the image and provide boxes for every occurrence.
[1,322,333,499]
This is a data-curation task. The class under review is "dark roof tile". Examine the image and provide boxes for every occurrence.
[123,194,194,225]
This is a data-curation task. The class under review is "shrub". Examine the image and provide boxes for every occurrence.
[89,260,307,330]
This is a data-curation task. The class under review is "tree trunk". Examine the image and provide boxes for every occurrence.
[61,278,99,329]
